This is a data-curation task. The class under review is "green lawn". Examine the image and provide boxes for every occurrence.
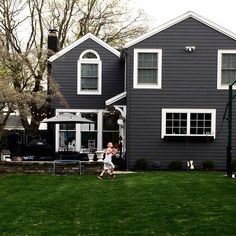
[0,172,236,236]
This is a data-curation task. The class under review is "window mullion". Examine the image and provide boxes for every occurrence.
[187,112,191,135]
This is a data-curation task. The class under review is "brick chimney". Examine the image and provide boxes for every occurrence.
[47,29,59,57]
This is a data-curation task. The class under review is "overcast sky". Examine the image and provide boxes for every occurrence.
[134,0,236,33]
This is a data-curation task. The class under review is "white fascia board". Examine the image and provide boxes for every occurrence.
[105,91,127,106]
[124,11,236,48]
[48,33,120,62]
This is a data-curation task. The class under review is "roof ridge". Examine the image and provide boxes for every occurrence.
[124,11,236,48]
[48,33,120,62]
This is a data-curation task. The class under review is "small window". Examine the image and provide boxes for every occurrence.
[162,109,216,138]
[217,50,236,89]
[82,52,97,59]
[133,49,162,89]
[77,49,102,95]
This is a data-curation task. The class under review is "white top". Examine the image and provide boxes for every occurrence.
[103,153,112,164]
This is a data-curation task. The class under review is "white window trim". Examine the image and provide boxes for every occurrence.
[77,49,102,95]
[133,48,162,89]
[217,49,236,90]
[161,108,216,139]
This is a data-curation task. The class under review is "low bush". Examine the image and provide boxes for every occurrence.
[232,160,236,172]
[169,160,183,170]
[202,160,214,171]
[135,158,148,170]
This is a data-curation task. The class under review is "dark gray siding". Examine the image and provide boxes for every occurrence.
[51,38,124,109]
[126,17,236,170]
[113,97,126,106]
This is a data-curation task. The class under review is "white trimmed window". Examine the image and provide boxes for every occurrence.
[217,50,236,89]
[133,49,162,89]
[161,109,216,138]
[77,49,102,95]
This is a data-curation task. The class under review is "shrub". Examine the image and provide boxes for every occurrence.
[202,160,214,171]
[232,160,236,172]
[135,158,148,170]
[169,160,183,170]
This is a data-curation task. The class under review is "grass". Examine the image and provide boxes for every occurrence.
[0,172,236,236]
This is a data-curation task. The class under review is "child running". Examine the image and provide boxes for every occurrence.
[98,142,117,180]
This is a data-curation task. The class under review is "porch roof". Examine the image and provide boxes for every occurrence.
[1,115,24,130]
[105,91,127,106]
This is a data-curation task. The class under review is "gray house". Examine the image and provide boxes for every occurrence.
[49,11,236,169]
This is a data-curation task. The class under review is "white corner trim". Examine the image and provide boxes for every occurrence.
[217,49,236,90]
[97,110,103,151]
[161,108,216,139]
[77,58,102,95]
[124,11,236,48]
[105,91,127,106]
[133,48,162,89]
[48,33,120,62]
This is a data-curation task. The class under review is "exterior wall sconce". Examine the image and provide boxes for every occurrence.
[185,46,196,52]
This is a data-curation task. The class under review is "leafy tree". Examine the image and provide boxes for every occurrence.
[0,0,149,135]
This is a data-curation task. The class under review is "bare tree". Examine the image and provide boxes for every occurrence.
[0,45,20,139]
[0,0,149,135]
[0,0,66,135]
[47,0,149,47]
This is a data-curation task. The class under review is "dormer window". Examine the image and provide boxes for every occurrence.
[77,49,102,95]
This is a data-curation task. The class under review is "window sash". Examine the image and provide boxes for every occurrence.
[189,113,212,135]
[218,50,236,89]
[81,64,98,90]
[137,52,158,84]
[165,113,187,135]
[133,49,162,89]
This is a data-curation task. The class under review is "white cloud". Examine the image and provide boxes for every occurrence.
[135,0,236,33]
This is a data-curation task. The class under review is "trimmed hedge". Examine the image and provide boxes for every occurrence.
[232,160,236,172]
[202,160,214,171]
[135,158,148,170]
[169,160,183,170]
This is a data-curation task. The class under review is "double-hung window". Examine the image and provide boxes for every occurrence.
[217,50,236,89]
[162,109,216,138]
[133,49,162,89]
[77,50,102,94]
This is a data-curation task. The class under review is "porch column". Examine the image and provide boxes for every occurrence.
[97,110,103,151]
[114,105,126,153]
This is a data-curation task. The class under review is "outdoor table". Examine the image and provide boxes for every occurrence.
[53,160,80,175]
[53,160,99,175]
[78,161,99,175]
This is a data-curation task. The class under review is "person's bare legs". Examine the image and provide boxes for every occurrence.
[98,169,106,179]
[109,167,115,178]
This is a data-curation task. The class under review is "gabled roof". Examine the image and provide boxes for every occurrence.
[124,11,236,48]
[48,33,120,62]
